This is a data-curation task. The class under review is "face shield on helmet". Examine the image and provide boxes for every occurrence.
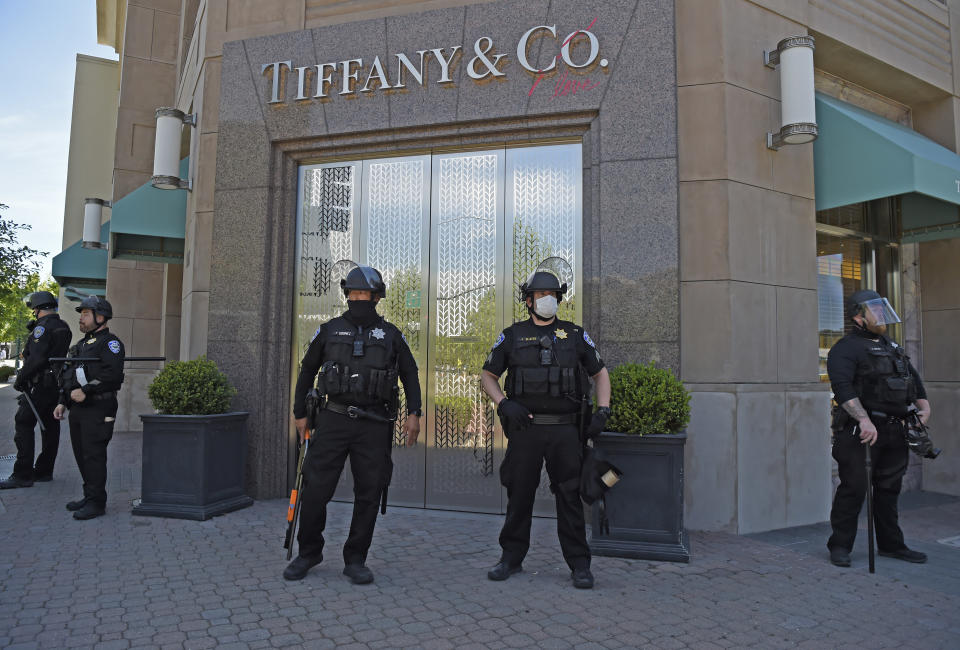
[859,297,901,326]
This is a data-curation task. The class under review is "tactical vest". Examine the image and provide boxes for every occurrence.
[25,315,71,391]
[854,336,917,417]
[318,316,399,408]
[504,319,587,410]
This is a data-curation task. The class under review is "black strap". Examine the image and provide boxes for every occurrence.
[530,413,578,425]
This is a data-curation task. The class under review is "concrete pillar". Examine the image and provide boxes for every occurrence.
[677,0,831,533]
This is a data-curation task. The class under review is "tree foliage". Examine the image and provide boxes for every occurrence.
[0,202,54,353]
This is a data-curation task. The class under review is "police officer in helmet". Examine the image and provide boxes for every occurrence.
[826,289,931,567]
[1,292,72,489]
[481,266,611,589]
[53,295,126,520]
[286,265,422,583]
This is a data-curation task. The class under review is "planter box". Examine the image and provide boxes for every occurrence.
[589,431,690,562]
[133,412,254,521]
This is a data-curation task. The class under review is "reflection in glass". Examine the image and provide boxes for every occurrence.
[296,165,357,360]
[433,154,499,485]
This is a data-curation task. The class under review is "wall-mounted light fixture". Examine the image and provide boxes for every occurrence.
[82,198,110,249]
[152,107,195,190]
[764,35,817,150]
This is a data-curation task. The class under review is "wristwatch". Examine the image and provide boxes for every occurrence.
[595,406,612,417]
[409,408,423,417]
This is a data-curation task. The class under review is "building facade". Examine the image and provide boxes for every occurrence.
[54,0,960,534]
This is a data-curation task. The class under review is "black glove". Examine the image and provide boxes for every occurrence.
[497,399,532,433]
[13,371,26,393]
[586,406,611,440]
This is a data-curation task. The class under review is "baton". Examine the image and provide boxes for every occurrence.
[49,357,166,362]
[284,430,310,560]
[858,424,876,574]
[19,392,45,434]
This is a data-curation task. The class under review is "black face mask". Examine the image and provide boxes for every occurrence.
[346,300,378,325]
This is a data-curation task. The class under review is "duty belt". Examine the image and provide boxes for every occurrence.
[870,410,906,424]
[530,413,578,426]
[325,402,394,423]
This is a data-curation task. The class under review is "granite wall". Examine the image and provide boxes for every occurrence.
[210,0,679,498]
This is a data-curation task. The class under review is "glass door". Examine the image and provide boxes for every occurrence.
[294,143,583,514]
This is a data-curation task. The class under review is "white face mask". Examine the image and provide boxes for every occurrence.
[533,295,558,319]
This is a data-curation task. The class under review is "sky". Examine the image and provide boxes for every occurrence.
[0,1,118,278]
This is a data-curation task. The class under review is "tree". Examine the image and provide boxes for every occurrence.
[0,203,53,358]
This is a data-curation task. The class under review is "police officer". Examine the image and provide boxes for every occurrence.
[285,265,422,583]
[826,289,930,567]
[52,296,125,520]
[480,269,611,589]
[1,292,72,489]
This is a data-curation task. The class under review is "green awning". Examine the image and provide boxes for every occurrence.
[51,220,109,293]
[109,157,188,263]
[814,93,960,245]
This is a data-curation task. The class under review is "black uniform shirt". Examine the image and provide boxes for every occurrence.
[19,313,72,384]
[293,315,421,419]
[827,329,926,406]
[61,327,126,405]
[483,318,605,413]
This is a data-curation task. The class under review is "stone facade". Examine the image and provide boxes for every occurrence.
[209,0,679,498]
[67,0,960,525]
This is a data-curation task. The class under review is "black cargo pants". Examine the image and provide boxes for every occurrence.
[498,422,590,570]
[68,401,117,506]
[828,417,909,553]
[13,388,61,479]
[296,409,392,565]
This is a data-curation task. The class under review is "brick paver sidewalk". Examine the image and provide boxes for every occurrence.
[1,383,959,649]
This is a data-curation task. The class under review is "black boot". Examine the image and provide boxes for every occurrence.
[66,498,88,511]
[343,564,374,585]
[72,502,106,520]
[283,555,323,581]
[829,547,851,567]
[0,475,34,489]
[879,547,927,563]
[571,567,594,589]
[487,561,522,581]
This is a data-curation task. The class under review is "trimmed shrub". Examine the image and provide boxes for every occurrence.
[0,366,16,382]
[606,362,691,435]
[147,356,237,415]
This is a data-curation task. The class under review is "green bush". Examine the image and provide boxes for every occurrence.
[0,366,16,382]
[606,362,691,435]
[147,356,237,415]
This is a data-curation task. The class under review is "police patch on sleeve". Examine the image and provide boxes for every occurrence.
[108,340,121,354]
[492,332,505,349]
[583,330,596,348]
[33,326,45,338]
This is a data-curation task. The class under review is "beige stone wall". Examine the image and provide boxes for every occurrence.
[677,0,829,533]
[61,55,119,250]
[918,238,960,495]
[59,54,120,337]
[108,0,182,430]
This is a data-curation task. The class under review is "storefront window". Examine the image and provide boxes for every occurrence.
[816,198,901,381]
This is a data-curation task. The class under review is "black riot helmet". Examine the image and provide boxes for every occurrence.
[24,291,58,311]
[340,265,386,298]
[76,295,113,321]
[518,271,567,303]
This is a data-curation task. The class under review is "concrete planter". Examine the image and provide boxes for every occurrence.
[133,412,254,520]
[589,431,690,562]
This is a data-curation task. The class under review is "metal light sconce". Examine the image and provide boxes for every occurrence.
[82,198,110,249]
[764,35,817,150]
[152,107,195,190]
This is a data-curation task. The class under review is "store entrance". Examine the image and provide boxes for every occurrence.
[293,144,582,513]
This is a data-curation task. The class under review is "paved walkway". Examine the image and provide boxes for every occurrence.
[1,382,959,649]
